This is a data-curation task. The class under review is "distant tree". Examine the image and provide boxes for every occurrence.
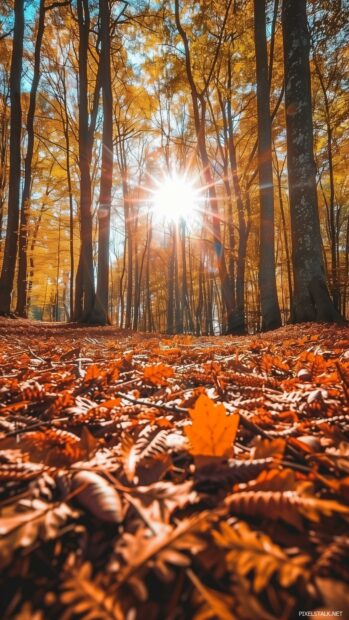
[282,0,342,322]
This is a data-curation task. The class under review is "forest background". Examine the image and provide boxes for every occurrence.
[0,0,348,334]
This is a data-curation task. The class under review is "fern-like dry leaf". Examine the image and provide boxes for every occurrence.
[225,490,349,529]
[214,520,310,591]
[0,501,76,569]
[61,562,123,620]
[121,428,169,482]
[188,568,237,620]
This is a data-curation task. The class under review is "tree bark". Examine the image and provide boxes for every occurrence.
[282,0,342,322]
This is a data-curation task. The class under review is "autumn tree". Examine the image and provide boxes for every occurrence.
[282,0,342,322]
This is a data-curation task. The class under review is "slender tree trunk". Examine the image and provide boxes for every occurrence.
[274,153,293,310]
[60,65,75,320]
[132,213,139,330]
[254,0,281,330]
[226,104,248,334]
[174,225,182,333]
[195,242,205,336]
[134,218,149,331]
[0,100,9,252]
[56,206,61,321]
[119,235,127,327]
[225,58,249,333]
[167,224,175,334]
[123,179,133,329]
[27,196,48,311]
[146,217,152,331]
[282,0,342,322]
[91,0,113,324]
[313,54,340,311]
[16,0,45,317]
[0,0,24,314]
[180,219,194,332]
[75,0,96,321]
[66,129,75,322]
[343,216,349,318]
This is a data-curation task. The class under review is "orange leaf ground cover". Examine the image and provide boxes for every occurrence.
[0,319,349,619]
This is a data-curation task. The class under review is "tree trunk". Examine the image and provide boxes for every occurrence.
[0,0,24,315]
[254,0,281,330]
[313,53,340,311]
[174,225,182,333]
[282,0,342,323]
[225,59,249,333]
[146,217,153,331]
[75,0,96,321]
[167,224,175,334]
[91,0,113,324]
[16,0,45,317]
[180,219,194,332]
[123,179,133,329]
[274,152,293,311]
[0,99,9,252]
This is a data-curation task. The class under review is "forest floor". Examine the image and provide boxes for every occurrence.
[0,319,349,620]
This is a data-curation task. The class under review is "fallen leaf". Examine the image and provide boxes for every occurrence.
[143,363,174,386]
[185,394,239,457]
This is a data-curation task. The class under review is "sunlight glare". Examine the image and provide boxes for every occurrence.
[151,174,200,224]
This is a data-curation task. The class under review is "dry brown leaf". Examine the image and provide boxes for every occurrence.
[71,471,123,523]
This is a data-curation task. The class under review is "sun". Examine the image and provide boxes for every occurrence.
[151,173,201,224]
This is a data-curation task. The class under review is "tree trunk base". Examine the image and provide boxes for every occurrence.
[78,308,111,326]
[226,310,246,335]
[292,276,345,324]
[261,316,282,332]
[0,312,18,319]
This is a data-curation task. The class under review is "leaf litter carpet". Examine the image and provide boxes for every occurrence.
[0,319,349,619]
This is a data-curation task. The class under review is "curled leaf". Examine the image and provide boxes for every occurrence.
[71,471,123,523]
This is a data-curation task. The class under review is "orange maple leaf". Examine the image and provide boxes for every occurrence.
[185,394,239,457]
[143,363,174,386]
[84,365,103,382]
[100,398,121,409]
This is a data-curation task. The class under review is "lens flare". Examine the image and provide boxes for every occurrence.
[151,173,201,224]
